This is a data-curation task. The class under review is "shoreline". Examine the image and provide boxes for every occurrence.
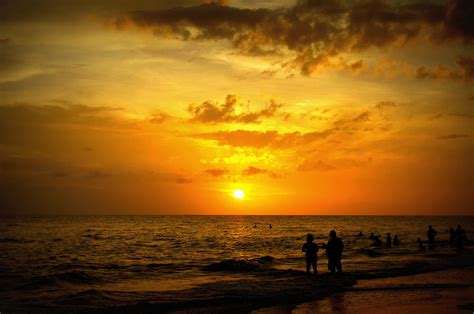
[2,246,473,313]
[93,249,474,312]
[288,266,474,314]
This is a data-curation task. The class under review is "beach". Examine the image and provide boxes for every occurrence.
[1,215,473,313]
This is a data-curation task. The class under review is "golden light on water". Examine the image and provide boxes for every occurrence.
[233,190,245,200]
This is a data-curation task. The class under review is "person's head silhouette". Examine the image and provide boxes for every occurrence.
[306,234,314,242]
[330,230,336,238]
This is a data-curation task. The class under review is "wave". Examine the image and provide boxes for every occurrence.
[0,237,34,243]
[203,256,275,272]
[20,271,107,290]
[357,248,385,257]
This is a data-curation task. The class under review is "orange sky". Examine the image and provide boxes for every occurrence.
[0,0,473,215]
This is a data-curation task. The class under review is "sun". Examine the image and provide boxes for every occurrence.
[233,189,245,199]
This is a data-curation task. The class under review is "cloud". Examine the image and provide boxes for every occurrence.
[204,168,229,177]
[241,166,279,178]
[150,112,170,124]
[176,175,192,184]
[375,101,397,110]
[195,128,334,148]
[188,95,282,124]
[111,0,473,75]
[333,111,370,128]
[297,159,335,172]
[437,134,470,139]
[415,56,474,82]
[297,157,373,172]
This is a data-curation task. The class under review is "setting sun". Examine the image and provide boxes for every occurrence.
[233,190,245,200]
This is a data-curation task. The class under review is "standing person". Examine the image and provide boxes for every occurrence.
[427,225,437,250]
[386,233,392,248]
[449,227,456,246]
[326,230,344,273]
[302,234,318,274]
[455,225,466,249]
[393,235,400,245]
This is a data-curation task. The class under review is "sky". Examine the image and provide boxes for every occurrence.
[0,0,473,215]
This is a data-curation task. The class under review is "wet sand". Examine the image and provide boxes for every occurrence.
[291,267,474,314]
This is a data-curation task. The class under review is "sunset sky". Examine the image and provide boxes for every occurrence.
[0,0,472,215]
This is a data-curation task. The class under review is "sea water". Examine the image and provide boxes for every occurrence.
[0,215,472,310]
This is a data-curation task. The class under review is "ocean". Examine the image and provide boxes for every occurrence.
[1,215,473,312]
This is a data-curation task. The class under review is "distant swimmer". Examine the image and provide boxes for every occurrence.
[386,233,392,248]
[371,235,383,247]
[326,230,344,273]
[269,224,272,229]
[302,234,318,274]
[358,231,364,236]
[427,225,437,250]
[418,238,426,251]
[393,235,400,245]
[254,224,257,228]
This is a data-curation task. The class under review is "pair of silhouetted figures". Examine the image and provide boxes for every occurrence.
[302,230,344,274]
[368,233,401,248]
[449,225,466,248]
[418,225,466,251]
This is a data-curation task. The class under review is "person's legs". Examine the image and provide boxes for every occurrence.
[311,260,317,274]
[336,259,342,272]
[328,258,335,272]
[306,259,311,273]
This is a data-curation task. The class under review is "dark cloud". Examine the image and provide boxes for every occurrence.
[437,133,470,139]
[297,157,373,172]
[333,111,370,129]
[112,0,473,75]
[188,95,282,124]
[375,101,397,110]
[176,175,192,184]
[0,0,206,23]
[195,128,334,148]
[297,159,335,172]
[457,56,474,82]
[242,166,267,175]
[415,56,474,82]
[204,168,229,177]
[241,166,279,178]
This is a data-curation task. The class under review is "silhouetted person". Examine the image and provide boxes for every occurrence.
[371,235,382,247]
[455,225,466,249]
[302,234,318,274]
[449,227,456,246]
[326,230,344,273]
[386,233,392,248]
[418,238,426,251]
[269,224,272,229]
[254,224,257,228]
[358,231,363,236]
[368,232,375,240]
[427,225,437,250]
[393,235,400,245]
